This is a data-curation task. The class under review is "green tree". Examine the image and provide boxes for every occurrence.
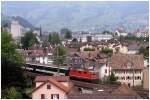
[138,46,149,58]
[101,47,113,57]
[21,31,38,49]
[107,73,117,84]
[48,34,52,43]
[2,87,22,99]
[64,30,72,39]
[53,45,67,74]
[1,31,27,98]
[49,33,61,45]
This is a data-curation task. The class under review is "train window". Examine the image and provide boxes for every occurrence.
[84,72,87,74]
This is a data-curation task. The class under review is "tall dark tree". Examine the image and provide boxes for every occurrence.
[64,30,72,39]
[48,34,52,43]
[107,73,117,84]
[21,31,38,49]
[2,31,27,98]
[61,28,72,39]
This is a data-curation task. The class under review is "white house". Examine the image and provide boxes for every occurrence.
[110,54,144,87]
[32,76,73,99]
[115,28,128,37]
[99,63,111,80]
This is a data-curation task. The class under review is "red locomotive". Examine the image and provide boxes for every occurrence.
[69,67,99,80]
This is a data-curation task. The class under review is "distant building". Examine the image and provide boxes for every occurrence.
[31,76,73,99]
[10,20,30,39]
[11,20,23,39]
[115,28,128,37]
[110,54,144,86]
[73,33,112,42]
[134,28,149,38]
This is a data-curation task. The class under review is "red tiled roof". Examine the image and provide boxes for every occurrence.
[110,54,144,69]
[35,75,70,82]
[32,76,73,94]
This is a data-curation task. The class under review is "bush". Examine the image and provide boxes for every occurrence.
[84,48,95,51]
[2,87,22,99]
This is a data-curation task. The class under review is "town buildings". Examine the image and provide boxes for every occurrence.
[134,28,149,38]
[72,33,112,42]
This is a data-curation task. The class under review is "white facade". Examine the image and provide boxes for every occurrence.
[113,69,143,86]
[11,20,22,39]
[92,34,112,41]
[73,34,112,42]
[135,32,148,38]
[99,64,111,79]
[32,82,67,99]
[127,50,138,54]
[115,30,128,37]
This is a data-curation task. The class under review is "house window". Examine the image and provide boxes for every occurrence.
[137,76,141,80]
[116,76,118,80]
[47,85,51,89]
[41,94,45,99]
[126,76,130,80]
[51,94,59,99]
[105,69,107,74]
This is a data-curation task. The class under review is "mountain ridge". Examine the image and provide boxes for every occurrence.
[2,1,149,32]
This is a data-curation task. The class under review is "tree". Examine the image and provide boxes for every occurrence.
[107,73,117,84]
[138,46,149,58]
[2,31,27,98]
[53,45,67,74]
[2,87,22,99]
[21,31,38,49]
[48,34,52,43]
[64,30,72,39]
[53,45,67,65]
[48,33,61,45]
[101,47,113,57]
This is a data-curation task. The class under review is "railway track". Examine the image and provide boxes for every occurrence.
[133,88,149,99]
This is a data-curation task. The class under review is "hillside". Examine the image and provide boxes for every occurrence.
[1,1,149,32]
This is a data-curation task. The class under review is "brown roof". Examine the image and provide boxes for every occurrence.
[110,54,144,69]
[32,76,73,94]
[35,75,70,82]
[68,82,141,99]
[80,50,99,60]
[112,83,141,98]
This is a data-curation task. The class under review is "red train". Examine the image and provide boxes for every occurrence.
[69,68,99,80]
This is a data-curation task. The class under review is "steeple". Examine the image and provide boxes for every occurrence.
[40,25,42,37]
